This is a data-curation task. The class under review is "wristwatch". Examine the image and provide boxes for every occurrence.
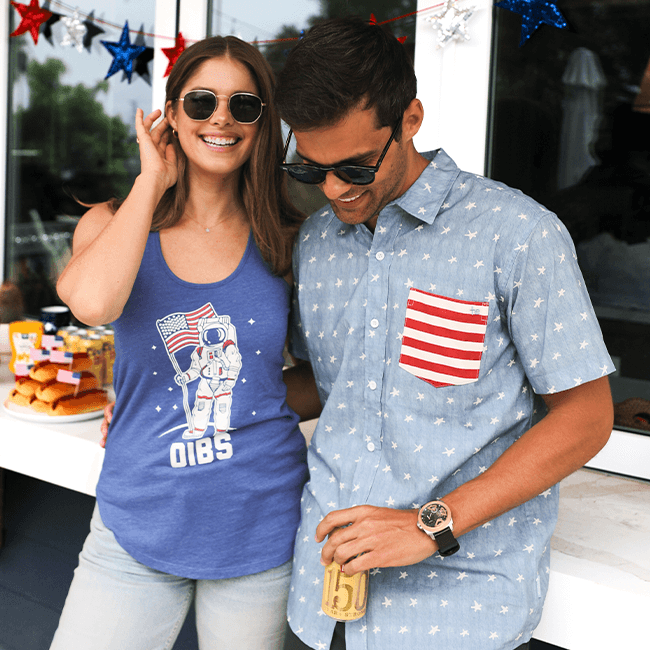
[417,500,460,557]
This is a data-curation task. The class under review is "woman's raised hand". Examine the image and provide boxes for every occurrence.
[135,108,178,192]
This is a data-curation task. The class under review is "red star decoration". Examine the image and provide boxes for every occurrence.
[162,32,186,78]
[369,11,407,44]
[10,0,53,45]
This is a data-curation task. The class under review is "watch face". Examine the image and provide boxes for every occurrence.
[420,502,450,531]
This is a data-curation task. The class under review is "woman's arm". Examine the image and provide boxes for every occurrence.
[57,109,177,325]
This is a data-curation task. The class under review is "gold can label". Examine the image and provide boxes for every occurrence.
[65,332,84,353]
[78,334,104,384]
[100,331,115,385]
[321,561,369,621]
[57,327,79,351]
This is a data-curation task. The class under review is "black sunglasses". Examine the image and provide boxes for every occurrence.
[176,90,265,124]
[280,120,401,185]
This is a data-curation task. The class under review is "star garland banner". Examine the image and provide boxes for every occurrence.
[494,0,568,46]
[426,0,476,48]
[162,32,186,78]
[41,0,60,45]
[133,25,155,86]
[370,12,407,43]
[60,8,86,52]
[101,21,146,83]
[10,0,52,44]
[82,10,105,52]
[8,0,576,86]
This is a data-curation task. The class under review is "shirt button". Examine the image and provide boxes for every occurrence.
[368,380,377,390]
[367,442,375,452]
[370,318,379,328]
[375,251,385,261]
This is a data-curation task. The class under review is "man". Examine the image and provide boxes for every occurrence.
[277,17,613,650]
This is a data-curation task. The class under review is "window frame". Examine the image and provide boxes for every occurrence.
[0,6,9,278]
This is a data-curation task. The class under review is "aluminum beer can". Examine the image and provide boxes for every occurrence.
[321,561,369,621]
[57,326,79,350]
[64,330,84,353]
[100,328,115,385]
[78,333,104,383]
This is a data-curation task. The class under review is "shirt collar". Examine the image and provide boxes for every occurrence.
[392,149,461,225]
[314,149,461,233]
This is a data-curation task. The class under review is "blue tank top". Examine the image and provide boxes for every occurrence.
[96,231,308,579]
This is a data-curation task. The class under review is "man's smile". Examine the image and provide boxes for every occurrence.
[336,192,363,204]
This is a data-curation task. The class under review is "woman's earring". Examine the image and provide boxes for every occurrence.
[173,129,178,138]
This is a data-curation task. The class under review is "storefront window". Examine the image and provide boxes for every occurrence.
[487,0,650,436]
[3,1,419,316]
[4,1,155,319]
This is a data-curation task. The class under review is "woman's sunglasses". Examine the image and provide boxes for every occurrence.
[176,90,265,124]
[280,120,401,185]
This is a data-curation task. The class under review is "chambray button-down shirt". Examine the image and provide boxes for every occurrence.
[287,150,613,650]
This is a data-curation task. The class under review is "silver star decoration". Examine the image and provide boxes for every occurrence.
[61,9,87,53]
[426,0,476,48]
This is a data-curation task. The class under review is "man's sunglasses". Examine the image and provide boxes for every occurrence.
[280,120,401,185]
[176,90,265,124]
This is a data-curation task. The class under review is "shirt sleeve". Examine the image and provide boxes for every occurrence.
[503,212,614,395]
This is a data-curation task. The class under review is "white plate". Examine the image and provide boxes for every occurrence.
[2,398,105,423]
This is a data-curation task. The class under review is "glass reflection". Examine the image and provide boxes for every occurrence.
[5,1,154,321]
[488,1,650,434]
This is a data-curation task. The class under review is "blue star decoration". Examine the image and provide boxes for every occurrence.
[495,0,568,46]
[101,21,146,83]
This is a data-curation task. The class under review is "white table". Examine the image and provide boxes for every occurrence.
[1,382,649,648]
[1,382,105,495]
[534,469,649,648]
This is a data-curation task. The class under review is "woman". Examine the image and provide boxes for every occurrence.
[52,36,312,650]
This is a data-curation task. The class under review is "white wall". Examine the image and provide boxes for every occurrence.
[0,5,9,279]
[413,0,494,175]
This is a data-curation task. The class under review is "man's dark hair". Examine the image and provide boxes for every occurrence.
[275,16,417,138]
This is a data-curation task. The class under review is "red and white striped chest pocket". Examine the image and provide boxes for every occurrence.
[399,288,489,388]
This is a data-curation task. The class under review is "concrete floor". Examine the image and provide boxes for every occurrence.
[0,470,198,650]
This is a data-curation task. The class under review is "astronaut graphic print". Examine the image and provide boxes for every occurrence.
[156,302,242,443]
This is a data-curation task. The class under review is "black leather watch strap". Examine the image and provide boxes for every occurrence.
[434,527,460,557]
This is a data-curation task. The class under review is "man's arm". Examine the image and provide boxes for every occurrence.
[317,376,613,574]
[284,360,322,422]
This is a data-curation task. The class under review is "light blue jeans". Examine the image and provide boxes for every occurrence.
[50,504,292,650]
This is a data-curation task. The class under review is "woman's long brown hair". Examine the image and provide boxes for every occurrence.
[110,36,303,276]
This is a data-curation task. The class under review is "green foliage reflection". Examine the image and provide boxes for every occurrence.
[14,57,138,210]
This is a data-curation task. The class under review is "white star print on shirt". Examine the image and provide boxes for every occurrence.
[286,148,613,650]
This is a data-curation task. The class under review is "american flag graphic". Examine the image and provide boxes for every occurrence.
[14,363,30,377]
[51,349,73,364]
[41,335,64,349]
[156,303,217,354]
[29,348,50,362]
[399,288,489,388]
[57,369,81,385]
